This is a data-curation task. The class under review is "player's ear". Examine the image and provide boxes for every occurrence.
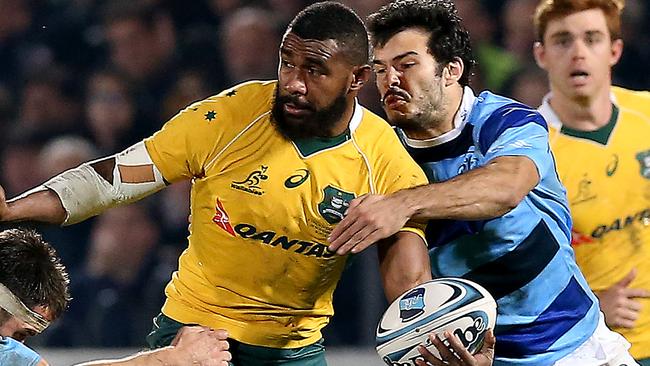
[350,65,371,91]
[443,57,464,86]
[610,38,623,67]
[533,41,547,69]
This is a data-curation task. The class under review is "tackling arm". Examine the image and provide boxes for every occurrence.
[402,155,538,221]
[0,142,167,226]
[329,155,539,255]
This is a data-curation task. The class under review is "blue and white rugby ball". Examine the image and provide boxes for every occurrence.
[376,278,496,366]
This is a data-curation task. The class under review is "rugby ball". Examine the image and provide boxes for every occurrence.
[376,278,496,366]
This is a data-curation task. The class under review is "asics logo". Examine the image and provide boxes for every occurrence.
[284,169,310,188]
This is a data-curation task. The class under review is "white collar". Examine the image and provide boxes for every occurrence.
[349,98,362,133]
[401,86,476,148]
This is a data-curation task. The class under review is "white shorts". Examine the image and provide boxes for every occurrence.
[554,313,638,366]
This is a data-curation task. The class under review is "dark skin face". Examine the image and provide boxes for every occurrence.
[272,31,369,140]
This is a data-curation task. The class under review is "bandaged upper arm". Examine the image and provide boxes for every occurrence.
[43,141,167,225]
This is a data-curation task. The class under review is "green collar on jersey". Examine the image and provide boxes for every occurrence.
[293,129,351,157]
[560,103,619,145]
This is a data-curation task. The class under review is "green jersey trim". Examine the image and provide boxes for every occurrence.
[293,130,351,157]
[560,104,619,145]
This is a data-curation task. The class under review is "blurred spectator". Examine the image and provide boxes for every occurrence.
[0,0,36,92]
[17,67,83,140]
[501,0,538,63]
[614,0,650,89]
[38,135,98,184]
[85,68,141,153]
[220,7,281,84]
[455,0,511,91]
[161,69,213,120]
[101,0,179,133]
[43,203,170,347]
[0,132,43,197]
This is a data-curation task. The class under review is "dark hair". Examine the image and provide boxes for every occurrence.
[0,228,70,320]
[367,0,475,86]
[288,1,369,65]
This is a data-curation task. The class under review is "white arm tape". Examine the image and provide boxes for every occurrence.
[43,141,167,225]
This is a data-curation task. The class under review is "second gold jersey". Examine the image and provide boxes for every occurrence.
[542,86,650,359]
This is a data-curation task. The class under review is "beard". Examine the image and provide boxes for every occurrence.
[383,79,445,135]
[271,86,349,140]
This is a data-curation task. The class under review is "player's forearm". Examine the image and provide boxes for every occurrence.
[399,156,538,221]
[5,189,67,224]
[75,347,178,366]
[379,232,432,302]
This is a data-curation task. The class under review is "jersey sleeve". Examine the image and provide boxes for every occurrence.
[144,97,233,182]
[144,82,271,183]
[478,105,554,178]
[0,337,42,366]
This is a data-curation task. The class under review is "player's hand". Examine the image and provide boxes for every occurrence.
[328,193,412,255]
[170,326,231,366]
[416,329,495,366]
[597,268,650,329]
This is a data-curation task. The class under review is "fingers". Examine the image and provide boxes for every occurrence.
[330,218,377,255]
[431,332,461,364]
[445,331,475,363]
[483,329,496,349]
[417,340,444,366]
[212,328,229,340]
[616,268,637,288]
[328,196,370,251]
[624,288,650,299]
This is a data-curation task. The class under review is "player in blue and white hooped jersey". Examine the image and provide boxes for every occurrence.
[329,0,636,365]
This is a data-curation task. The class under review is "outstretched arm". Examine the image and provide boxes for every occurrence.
[329,156,539,254]
[0,142,167,226]
[76,326,231,366]
[0,185,67,224]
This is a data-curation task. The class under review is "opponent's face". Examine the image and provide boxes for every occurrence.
[0,306,51,342]
[372,29,445,130]
[273,32,355,140]
[534,9,622,102]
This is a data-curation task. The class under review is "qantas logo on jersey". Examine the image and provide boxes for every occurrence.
[231,165,268,195]
[591,208,650,239]
[234,223,336,258]
[318,185,355,224]
[636,150,650,179]
[213,198,235,236]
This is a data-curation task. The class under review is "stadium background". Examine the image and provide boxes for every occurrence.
[0,0,648,364]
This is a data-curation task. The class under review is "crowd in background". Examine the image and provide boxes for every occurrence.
[0,0,648,349]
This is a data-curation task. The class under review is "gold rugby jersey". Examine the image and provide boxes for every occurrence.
[540,86,650,359]
[144,80,428,348]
